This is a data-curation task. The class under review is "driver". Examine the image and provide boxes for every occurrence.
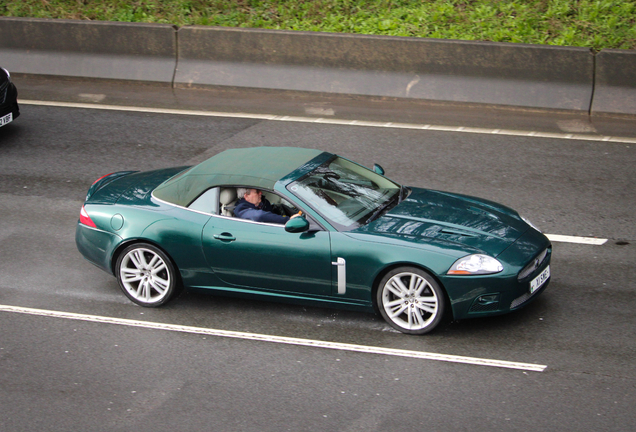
[234,188,300,224]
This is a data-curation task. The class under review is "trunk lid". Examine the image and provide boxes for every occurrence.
[86,167,188,205]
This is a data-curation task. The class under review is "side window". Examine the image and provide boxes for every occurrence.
[188,187,220,214]
[264,192,324,231]
[262,191,298,216]
[231,188,323,231]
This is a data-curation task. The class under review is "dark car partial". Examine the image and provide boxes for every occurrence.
[0,67,19,128]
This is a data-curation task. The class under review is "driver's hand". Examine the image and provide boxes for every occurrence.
[290,211,303,219]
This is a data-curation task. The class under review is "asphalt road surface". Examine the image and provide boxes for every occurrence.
[1,80,635,432]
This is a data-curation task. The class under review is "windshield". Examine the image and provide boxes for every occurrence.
[287,156,401,231]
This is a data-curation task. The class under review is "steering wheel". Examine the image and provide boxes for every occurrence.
[273,202,296,216]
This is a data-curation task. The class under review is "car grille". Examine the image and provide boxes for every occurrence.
[517,248,549,281]
[470,301,500,312]
[510,290,540,309]
[0,80,8,104]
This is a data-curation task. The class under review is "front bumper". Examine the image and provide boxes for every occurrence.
[442,228,552,320]
[0,82,20,124]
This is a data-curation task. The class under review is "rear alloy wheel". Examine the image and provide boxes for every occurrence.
[377,267,445,335]
[116,243,179,307]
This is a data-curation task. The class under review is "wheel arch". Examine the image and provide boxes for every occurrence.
[110,238,182,285]
[370,262,454,320]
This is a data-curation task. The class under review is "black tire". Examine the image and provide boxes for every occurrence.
[115,243,181,307]
[376,267,446,335]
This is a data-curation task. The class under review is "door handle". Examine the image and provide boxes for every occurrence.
[213,233,236,242]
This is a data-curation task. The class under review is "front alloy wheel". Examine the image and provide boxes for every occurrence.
[116,243,179,307]
[377,267,446,335]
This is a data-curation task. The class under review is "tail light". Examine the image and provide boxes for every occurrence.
[79,205,97,228]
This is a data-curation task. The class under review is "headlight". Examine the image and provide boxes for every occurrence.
[447,254,503,275]
[521,215,541,233]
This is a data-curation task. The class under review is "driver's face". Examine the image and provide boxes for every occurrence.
[244,189,262,206]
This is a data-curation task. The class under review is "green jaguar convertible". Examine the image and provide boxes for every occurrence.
[76,147,551,334]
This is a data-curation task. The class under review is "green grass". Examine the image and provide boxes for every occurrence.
[2,0,635,50]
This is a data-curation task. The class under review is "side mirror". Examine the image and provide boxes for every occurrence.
[285,215,310,233]
[373,164,385,176]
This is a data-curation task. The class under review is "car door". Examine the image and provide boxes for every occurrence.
[201,216,332,297]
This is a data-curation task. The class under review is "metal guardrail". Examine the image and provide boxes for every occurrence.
[1,17,634,116]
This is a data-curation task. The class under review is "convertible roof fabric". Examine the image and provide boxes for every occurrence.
[153,147,325,206]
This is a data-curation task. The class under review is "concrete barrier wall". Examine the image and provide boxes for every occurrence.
[175,26,594,112]
[592,49,636,116]
[0,17,176,83]
[1,17,633,115]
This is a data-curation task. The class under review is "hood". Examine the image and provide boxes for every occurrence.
[352,187,529,257]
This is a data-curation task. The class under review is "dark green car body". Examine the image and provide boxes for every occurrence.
[76,147,551,333]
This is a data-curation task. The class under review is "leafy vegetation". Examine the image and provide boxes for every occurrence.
[2,0,634,50]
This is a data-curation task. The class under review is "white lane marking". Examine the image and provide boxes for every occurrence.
[19,99,636,145]
[0,304,546,372]
[546,234,608,245]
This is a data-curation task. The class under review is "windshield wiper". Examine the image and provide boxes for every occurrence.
[366,190,401,224]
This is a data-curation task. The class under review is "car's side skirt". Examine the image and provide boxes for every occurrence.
[189,284,375,312]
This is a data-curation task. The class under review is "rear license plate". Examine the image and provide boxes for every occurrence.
[0,113,12,127]
[530,265,550,293]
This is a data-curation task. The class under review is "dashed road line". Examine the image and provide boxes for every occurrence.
[20,99,636,145]
[0,304,547,372]
[545,234,608,245]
